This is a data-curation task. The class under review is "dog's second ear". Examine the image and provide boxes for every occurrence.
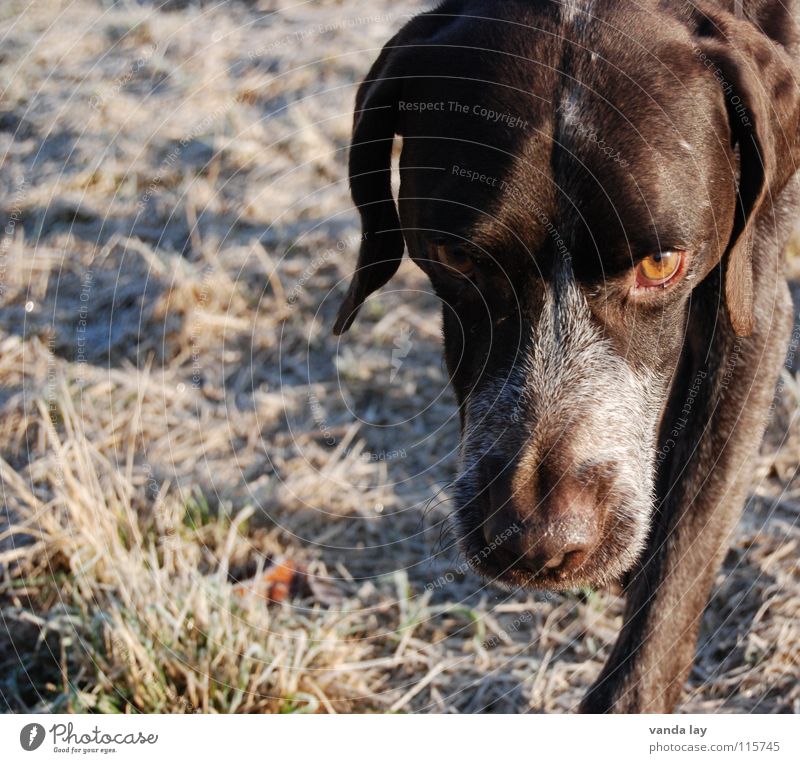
[332,33,407,335]
[694,4,800,336]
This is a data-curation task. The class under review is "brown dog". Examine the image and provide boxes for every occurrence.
[334,0,799,712]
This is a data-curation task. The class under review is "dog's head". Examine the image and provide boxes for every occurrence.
[333,0,800,589]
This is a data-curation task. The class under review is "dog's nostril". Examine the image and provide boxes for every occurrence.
[542,544,590,573]
[543,553,565,570]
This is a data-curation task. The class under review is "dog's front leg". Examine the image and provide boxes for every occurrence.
[580,275,793,714]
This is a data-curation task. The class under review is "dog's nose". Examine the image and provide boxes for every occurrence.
[482,462,604,576]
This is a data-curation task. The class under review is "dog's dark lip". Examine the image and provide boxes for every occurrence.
[465,549,599,591]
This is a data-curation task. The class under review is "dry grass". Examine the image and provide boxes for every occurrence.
[0,0,797,713]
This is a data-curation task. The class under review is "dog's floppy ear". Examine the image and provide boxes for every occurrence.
[332,36,407,335]
[333,11,451,335]
[693,5,800,336]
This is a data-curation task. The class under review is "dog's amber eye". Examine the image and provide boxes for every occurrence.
[434,244,475,277]
[635,251,683,288]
